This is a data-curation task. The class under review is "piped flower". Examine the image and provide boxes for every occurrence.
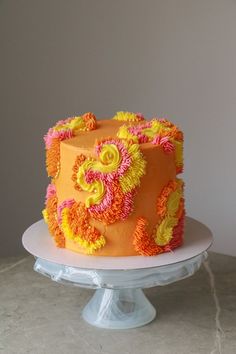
[154,178,184,247]
[44,113,97,178]
[117,117,183,173]
[43,183,106,254]
[133,178,185,256]
[72,138,146,224]
[60,199,106,254]
[113,111,145,122]
[42,183,65,247]
[133,217,163,256]
[152,135,175,153]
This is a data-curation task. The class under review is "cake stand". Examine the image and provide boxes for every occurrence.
[22,217,213,329]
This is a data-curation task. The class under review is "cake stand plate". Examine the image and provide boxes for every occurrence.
[22,217,213,329]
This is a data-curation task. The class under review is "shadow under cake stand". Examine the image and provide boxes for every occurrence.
[22,216,212,329]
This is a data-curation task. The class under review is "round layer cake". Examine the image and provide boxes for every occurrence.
[43,112,184,256]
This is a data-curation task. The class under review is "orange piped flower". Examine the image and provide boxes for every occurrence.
[45,113,97,178]
[46,138,61,178]
[89,180,127,225]
[82,112,97,130]
[159,119,183,142]
[72,154,87,191]
[176,165,183,174]
[156,180,178,218]
[45,193,65,248]
[65,201,102,244]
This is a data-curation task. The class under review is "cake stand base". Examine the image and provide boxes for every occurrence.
[33,251,207,329]
[23,217,213,329]
[82,288,156,329]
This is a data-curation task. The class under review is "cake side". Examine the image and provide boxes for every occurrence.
[43,112,184,256]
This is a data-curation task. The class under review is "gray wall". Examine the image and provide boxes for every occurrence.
[1,0,235,257]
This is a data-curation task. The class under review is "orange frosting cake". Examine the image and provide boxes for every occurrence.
[42,112,185,256]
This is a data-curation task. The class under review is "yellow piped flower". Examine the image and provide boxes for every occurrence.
[155,216,178,246]
[73,137,146,225]
[76,140,146,206]
[119,142,147,194]
[155,178,184,246]
[142,120,163,139]
[98,144,122,173]
[76,159,105,208]
[67,116,86,132]
[42,208,49,223]
[173,140,183,168]
[167,180,183,217]
[117,125,139,142]
[113,111,138,122]
[116,118,166,143]
[53,116,85,132]
[76,143,123,208]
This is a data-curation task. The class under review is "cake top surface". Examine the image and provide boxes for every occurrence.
[61,119,154,151]
[62,119,125,149]
[44,111,184,178]
[44,111,183,148]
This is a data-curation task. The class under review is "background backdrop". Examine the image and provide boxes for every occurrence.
[1,0,235,257]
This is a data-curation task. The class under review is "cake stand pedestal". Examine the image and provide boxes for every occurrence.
[22,217,212,329]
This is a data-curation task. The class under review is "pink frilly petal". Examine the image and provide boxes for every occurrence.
[46,183,56,201]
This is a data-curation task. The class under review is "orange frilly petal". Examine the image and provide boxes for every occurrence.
[46,137,60,178]
[46,194,65,248]
[133,217,163,256]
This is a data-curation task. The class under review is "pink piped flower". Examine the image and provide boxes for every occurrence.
[46,183,56,200]
[152,135,175,153]
[129,121,152,136]
[44,129,73,149]
[55,117,73,126]
[135,112,145,121]
[120,190,135,220]
[137,134,149,144]
[57,199,75,223]
[128,121,152,144]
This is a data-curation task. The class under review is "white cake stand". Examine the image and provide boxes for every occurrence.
[22,217,212,329]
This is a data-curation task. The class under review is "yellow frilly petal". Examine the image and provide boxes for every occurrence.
[142,120,162,139]
[117,125,139,142]
[97,144,122,173]
[155,216,178,246]
[42,208,49,223]
[167,179,183,216]
[119,142,146,193]
[113,111,138,122]
[174,140,183,167]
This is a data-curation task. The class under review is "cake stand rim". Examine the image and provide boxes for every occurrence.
[22,216,213,270]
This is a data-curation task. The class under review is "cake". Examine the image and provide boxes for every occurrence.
[43,111,185,256]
